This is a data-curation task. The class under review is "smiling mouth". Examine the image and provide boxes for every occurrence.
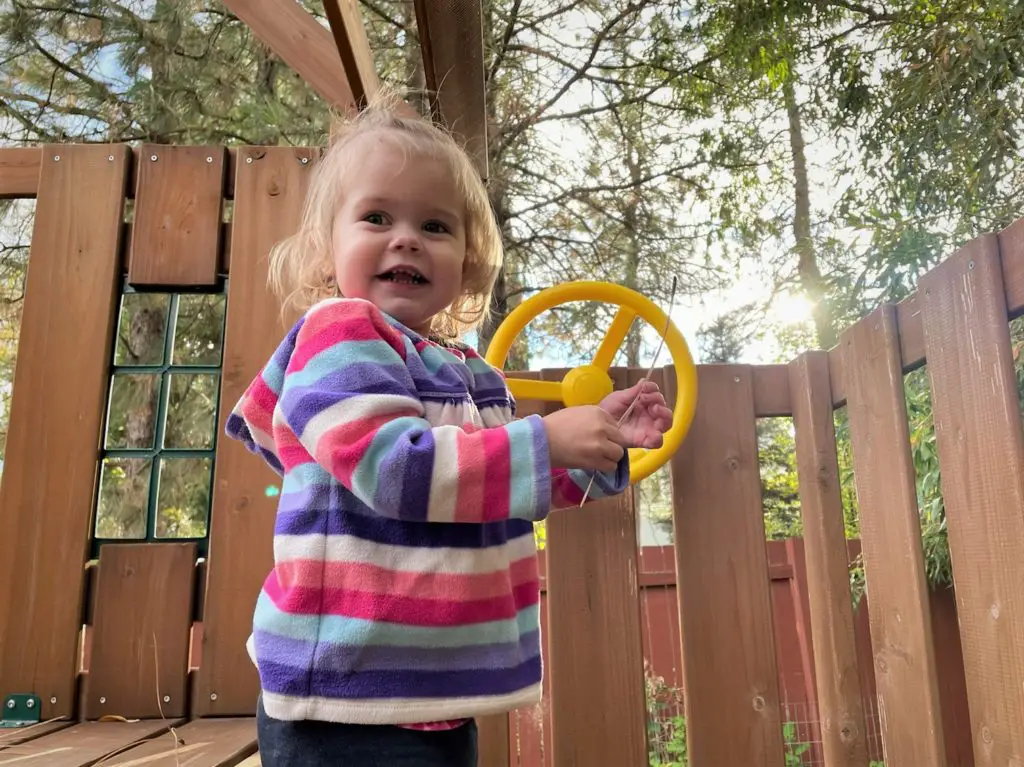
[377,267,429,285]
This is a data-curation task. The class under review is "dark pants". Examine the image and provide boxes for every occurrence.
[256,696,478,767]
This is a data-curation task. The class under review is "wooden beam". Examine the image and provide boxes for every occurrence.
[0,147,41,198]
[322,0,380,107]
[223,0,357,114]
[414,0,489,179]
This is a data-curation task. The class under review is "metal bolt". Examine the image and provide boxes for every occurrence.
[968,260,975,270]
[25,699,34,708]
[53,155,60,162]
[108,155,114,161]
[246,157,253,164]
[210,693,218,701]
[50,697,57,704]
[301,157,309,165]
[99,696,107,704]
[5,700,14,709]
[733,376,741,383]
[206,156,213,163]
[163,695,170,703]
[150,154,158,161]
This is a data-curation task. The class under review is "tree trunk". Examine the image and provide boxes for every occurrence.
[783,73,833,349]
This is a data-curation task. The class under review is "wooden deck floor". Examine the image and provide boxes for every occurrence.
[0,718,259,766]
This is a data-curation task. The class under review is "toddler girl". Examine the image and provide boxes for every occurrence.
[226,92,672,767]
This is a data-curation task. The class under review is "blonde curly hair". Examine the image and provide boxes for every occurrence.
[268,90,503,341]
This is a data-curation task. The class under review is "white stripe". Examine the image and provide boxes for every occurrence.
[244,419,276,453]
[260,684,542,726]
[426,427,461,522]
[278,392,425,453]
[273,531,536,575]
[479,405,514,427]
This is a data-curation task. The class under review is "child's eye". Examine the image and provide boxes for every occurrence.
[363,212,387,225]
[423,220,450,234]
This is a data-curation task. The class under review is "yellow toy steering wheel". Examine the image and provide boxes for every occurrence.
[484,281,698,482]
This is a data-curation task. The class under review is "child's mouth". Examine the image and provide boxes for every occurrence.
[377,268,428,285]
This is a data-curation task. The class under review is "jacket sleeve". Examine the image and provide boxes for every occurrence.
[275,298,553,523]
[550,460,630,509]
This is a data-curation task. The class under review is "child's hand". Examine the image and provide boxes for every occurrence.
[598,380,672,449]
[543,406,629,472]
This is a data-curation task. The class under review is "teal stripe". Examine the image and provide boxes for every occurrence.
[261,356,286,391]
[254,590,540,648]
[281,461,330,491]
[286,339,406,390]
[506,417,538,520]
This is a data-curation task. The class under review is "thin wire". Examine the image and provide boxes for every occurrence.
[580,276,678,506]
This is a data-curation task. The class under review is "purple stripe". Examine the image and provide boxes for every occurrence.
[259,653,542,700]
[254,629,539,673]
[225,413,284,475]
[273,489,533,547]
[368,423,433,523]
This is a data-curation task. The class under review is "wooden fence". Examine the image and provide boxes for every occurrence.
[0,143,1022,766]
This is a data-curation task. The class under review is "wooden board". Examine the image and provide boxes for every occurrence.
[221,0,357,113]
[788,352,869,765]
[0,721,73,748]
[0,147,41,198]
[322,0,379,106]
[918,236,1024,764]
[839,304,947,765]
[194,147,316,716]
[542,368,648,766]
[84,544,197,720]
[476,713,510,767]
[414,0,488,178]
[128,144,224,287]
[0,145,128,720]
[668,364,785,764]
[0,720,181,766]
[101,718,256,766]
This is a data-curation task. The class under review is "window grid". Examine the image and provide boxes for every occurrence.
[92,287,226,556]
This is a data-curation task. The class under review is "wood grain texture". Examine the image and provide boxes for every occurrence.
[0,146,41,198]
[0,145,128,720]
[0,720,183,767]
[414,0,489,178]
[788,352,869,765]
[84,544,197,720]
[322,0,379,106]
[542,368,648,767]
[101,717,257,766]
[128,144,224,286]
[667,364,785,764]
[918,235,1024,765]
[476,713,510,767]
[221,0,357,113]
[194,147,314,716]
[840,304,947,766]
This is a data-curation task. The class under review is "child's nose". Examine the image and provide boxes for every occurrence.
[389,228,421,252]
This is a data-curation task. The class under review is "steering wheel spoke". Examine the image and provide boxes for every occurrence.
[506,378,564,403]
[592,306,636,371]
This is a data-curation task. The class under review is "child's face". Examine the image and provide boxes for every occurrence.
[332,137,467,336]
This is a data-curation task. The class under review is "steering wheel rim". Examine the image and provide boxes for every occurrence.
[484,281,698,483]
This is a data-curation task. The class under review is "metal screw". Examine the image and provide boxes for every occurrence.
[99,696,107,704]
[163,695,171,703]
[733,376,741,383]
[150,154,158,162]
[5,700,13,709]
[53,155,60,162]
[206,156,213,163]
[968,260,975,270]
[210,693,218,701]
[50,697,57,704]
[301,157,309,165]
[246,157,253,164]
[108,155,114,162]
[25,699,34,708]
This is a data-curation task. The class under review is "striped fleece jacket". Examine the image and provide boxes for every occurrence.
[225,297,629,726]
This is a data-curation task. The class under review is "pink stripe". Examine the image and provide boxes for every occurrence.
[551,469,585,507]
[453,428,487,523]
[321,410,420,483]
[480,428,511,522]
[291,302,405,371]
[275,557,540,601]
[263,576,521,626]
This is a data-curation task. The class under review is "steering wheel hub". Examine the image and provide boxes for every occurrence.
[562,365,614,407]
